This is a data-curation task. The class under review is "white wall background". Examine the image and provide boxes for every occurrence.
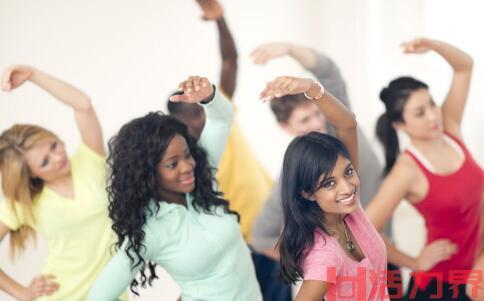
[1,0,483,300]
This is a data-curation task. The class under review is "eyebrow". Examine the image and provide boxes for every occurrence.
[162,148,190,163]
[163,154,179,162]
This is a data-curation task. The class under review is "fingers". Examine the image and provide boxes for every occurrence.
[1,67,14,92]
[260,77,286,102]
[169,76,211,103]
[400,38,426,53]
[425,240,458,266]
[259,76,304,102]
[251,44,276,65]
[31,275,59,297]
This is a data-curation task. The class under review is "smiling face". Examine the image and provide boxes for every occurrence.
[157,134,196,197]
[304,155,360,218]
[395,88,443,140]
[24,138,70,183]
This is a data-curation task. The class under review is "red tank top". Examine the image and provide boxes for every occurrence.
[405,133,483,288]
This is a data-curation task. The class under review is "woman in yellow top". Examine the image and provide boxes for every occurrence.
[0,65,124,301]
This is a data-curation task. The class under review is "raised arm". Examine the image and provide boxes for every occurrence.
[401,38,473,138]
[260,76,358,171]
[195,0,238,98]
[251,43,350,108]
[170,76,233,167]
[1,65,104,156]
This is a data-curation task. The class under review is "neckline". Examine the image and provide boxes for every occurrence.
[43,171,76,202]
[323,217,368,264]
[407,135,466,177]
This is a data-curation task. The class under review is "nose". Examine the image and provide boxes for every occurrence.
[427,107,438,122]
[51,153,64,167]
[338,179,355,196]
[180,158,195,174]
[309,117,325,133]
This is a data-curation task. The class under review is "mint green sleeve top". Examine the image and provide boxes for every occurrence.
[87,91,262,301]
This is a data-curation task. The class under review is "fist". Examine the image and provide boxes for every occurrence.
[1,65,35,92]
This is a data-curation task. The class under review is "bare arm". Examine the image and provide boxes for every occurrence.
[251,43,351,115]
[251,42,317,69]
[216,17,238,98]
[402,38,473,138]
[1,66,104,156]
[366,155,457,270]
[260,76,358,171]
[195,0,238,98]
[295,280,330,301]
[0,222,58,300]
[0,222,24,300]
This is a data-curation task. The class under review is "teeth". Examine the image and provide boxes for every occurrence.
[337,194,354,203]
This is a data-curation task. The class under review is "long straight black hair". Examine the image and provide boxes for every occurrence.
[278,131,350,284]
[376,76,429,175]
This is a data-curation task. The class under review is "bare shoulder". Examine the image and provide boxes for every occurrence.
[388,153,417,183]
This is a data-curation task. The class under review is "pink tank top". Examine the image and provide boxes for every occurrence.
[405,133,483,288]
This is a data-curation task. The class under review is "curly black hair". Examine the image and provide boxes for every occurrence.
[106,111,239,295]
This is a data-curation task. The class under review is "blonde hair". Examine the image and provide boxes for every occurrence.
[0,124,59,256]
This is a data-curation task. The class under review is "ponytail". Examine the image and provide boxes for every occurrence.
[377,76,429,176]
[376,113,399,176]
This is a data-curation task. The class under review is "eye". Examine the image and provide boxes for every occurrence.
[321,179,336,189]
[345,167,355,177]
[41,157,49,168]
[51,142,57,150]
[165,161,177,169]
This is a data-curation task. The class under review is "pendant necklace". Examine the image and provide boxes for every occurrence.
[342,221,355,252]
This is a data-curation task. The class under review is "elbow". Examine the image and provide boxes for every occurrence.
[456,54,474,72]
[76,97,93,113]
[466,55,474,70]
[340,112,358,130]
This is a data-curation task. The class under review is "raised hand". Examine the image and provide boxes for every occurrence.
[1,65,35,92]
[259,76,319,102]
[195,0,223,21]
[169,76,214,103]
[416,239,457,271]
[251,42,292,65]
[401,38,434,54]
[19,275,59,301]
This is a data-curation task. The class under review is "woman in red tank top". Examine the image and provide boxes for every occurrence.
[365,38,482,301]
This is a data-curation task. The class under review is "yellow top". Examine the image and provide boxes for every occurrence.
[215,120,272,242]
[0,144,126,301]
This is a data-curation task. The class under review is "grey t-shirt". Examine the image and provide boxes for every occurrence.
[251,51,392,251]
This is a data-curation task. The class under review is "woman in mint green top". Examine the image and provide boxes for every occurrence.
[87,76,262,301]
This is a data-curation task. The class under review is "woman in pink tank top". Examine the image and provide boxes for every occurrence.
[260,76,389,300]
[366,38,482,300]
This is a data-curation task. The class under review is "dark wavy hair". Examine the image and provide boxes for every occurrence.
[278,132,350,284]
[106,111,238,295]
[376,76,428,175]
